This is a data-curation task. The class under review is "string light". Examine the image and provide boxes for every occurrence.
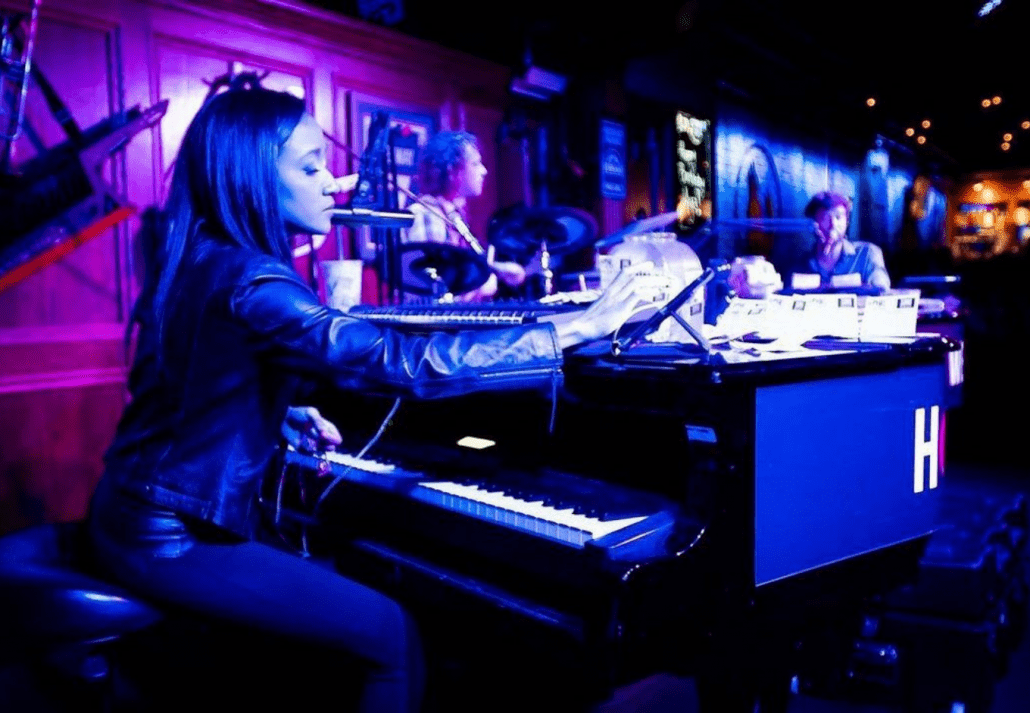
[1004,133,1013,142]
[982,99,993,108]
[1022,121,1030,130]
[974,183,984,191]
[917,136,926,145]
[866,97,876,107]
[905,128,915,137]
[921,119,931,129]
[993,96,1002,105]
[1002,142,1011,151]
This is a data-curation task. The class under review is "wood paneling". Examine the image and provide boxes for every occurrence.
[0,0,512,531]
[0,382,126,535]
[0,325,127,383]
[152,34,314,197]
[0,12,125,328]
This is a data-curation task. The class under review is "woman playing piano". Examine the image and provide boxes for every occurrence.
[86,85,660,713]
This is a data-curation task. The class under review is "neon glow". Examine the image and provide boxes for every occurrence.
[979,0,1003,17]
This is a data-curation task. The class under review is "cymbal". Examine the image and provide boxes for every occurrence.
[487,205,598,258]
[595,210,679,249]
[399,242,491,296]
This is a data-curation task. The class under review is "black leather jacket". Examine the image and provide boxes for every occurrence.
[100,236,563,538]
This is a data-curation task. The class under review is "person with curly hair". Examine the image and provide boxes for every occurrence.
[403,130,526,301]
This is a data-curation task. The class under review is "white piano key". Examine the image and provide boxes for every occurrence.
[291,448,660,550]
[417,481,647,546]
[324,450,396,473]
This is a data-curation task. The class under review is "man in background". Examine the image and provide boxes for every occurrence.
[403,130,525,301]
[791,191,891,292]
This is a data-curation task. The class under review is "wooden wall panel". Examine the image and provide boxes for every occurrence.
[0,0,512,534]
[152,34,314,198]
[0,382,126,535]
[0,325,127,382]
[0,12,125,328]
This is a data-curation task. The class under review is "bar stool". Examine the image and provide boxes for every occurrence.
[0,520,165,711]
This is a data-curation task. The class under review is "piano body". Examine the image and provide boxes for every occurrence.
[270,308,959,710]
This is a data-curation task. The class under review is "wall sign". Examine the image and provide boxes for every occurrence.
[599,118,627,200]
[675,110,712,228]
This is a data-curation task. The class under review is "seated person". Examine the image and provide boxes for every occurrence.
[86,86,662,713]
[790,191,891,292]
[403,130,525,301]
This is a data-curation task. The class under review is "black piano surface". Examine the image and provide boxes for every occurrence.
[277,332,959,711]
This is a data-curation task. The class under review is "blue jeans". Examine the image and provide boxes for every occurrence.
[88,477,424,713]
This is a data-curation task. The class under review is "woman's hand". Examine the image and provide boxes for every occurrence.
[552,262,668,349]
[282,406,342,453]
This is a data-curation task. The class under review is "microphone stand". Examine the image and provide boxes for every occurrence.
[382,126,402,304]
[323,130,486,251]
[323,128,492,303]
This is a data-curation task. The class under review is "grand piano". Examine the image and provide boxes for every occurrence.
[268,307,960,712]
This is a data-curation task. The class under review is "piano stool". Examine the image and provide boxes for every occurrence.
[0,522,374,712]
[0,520,165,712]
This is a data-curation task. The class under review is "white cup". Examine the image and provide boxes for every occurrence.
[322,259,363,311]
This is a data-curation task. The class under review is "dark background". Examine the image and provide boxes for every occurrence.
[319,0,1030,174]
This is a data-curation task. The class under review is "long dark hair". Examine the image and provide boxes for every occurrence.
[138,87,306,364]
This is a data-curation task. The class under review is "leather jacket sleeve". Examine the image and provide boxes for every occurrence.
[230,261,563,399]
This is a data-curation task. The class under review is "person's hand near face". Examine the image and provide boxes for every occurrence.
[814,204,849,269]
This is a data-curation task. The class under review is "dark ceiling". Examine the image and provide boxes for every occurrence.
[318,0,1029,175]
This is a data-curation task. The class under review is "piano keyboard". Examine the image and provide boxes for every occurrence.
[321,448,397,474]
[284,446,679,561]
[348,301,585,329]
[415,480,649,547]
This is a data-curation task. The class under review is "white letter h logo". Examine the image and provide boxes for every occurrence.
[913,406,939,493]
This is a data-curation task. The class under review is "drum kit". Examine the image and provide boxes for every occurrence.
[401,204,687,300]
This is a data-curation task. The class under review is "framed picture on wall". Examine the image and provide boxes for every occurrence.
[348,92,438,206]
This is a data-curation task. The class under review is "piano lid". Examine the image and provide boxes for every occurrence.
[565,334,959,386]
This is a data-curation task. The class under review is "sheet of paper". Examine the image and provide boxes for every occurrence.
[830,272,863,289]
[860,289,920,339]
[791,272,820,290]
[801,292,860,338]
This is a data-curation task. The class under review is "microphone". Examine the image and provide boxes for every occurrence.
[329,207,415,229]
[446,211,487,257]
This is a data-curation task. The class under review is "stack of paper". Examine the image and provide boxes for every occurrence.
[708,289,920,345]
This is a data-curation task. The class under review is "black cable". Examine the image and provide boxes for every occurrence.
[312,396,403,517]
